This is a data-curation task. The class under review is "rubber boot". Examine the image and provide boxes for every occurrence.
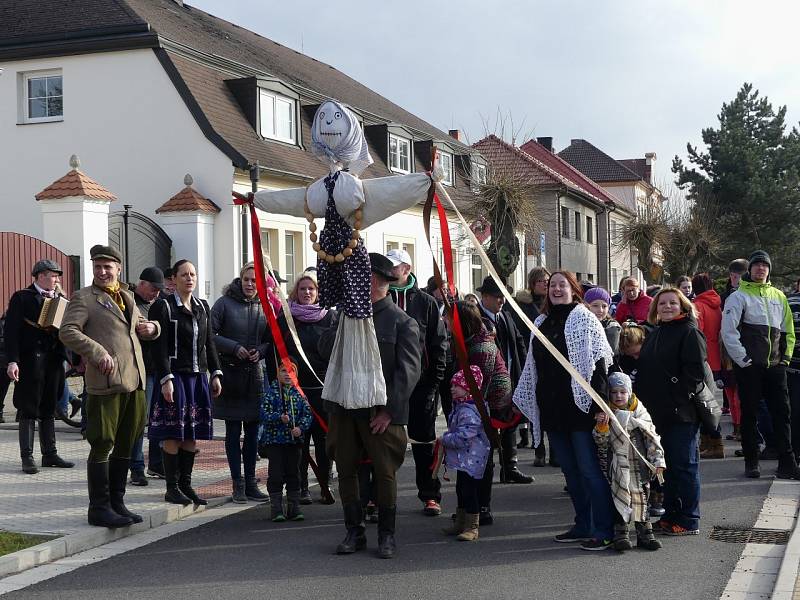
[87,462,134,528]
[776,453,800,480]
[336,502,366,554]
[108,457,143,523]
[456,513,480,542]
[613,522,632,551]
[287,491,305,521]
[377,505,397,559]
[39,418,74,467]
[533,443,547,467]
[443,508,466,535]
[270,493,286,522]
[700,437,725,459]
[177,448,206,505]
[163,451,191,505]
[19,418,38,474]
[245,477,269,502]
[635,521,661,550]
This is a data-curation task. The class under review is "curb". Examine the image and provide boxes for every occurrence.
[771,492,800,600]
[0,497,230,579]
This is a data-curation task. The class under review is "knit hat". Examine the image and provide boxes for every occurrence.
[584,287,611,305]
[451,365,484,398]
[748,250,772,273]
[608,372,632,394]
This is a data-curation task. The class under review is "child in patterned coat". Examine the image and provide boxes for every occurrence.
[260,358,312,522]
[440,365,490,542]
[594,372,665,552]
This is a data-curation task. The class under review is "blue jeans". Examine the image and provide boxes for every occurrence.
[225,419,259,480]
[548,430,614,540]
[660,421,701,530]
[131,376,158,472]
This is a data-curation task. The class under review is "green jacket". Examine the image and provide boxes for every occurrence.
[721,277,795,368]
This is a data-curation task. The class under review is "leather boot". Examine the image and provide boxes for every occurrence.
[87,462,134,528]
[635,521,661,550]
[456,513,480,542]
[700,437,725,459]
[698,434,710,454]
[270,493,286,522]
[776,453,800,480]
[443,508,465,535]
[533,443,547,467]
[517,427,531,449]
[500,465,534,484]
[613,522,632,551]
[163,451,191,505]
[336,502,366,554]
[745,456,761,478]
[19,418,38,474]
[177,448,206,505]
[109,457,143,523]
[377,505,397,559]
[231,478,247,504]
[287,491,304,521]
[39,418,74,468]
[245,477,269,502]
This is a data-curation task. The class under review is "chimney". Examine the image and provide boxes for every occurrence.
[448,129,461,142]
[536,137,553,152]
[644,152,656,184]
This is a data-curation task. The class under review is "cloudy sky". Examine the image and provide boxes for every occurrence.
[190,0,800,187]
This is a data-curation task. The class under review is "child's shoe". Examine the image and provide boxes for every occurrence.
[287,492,305,521]
[443,508,465,536]
[456,513,479,542]
[613,523,633,552]
[270,493,286,522]
[635,521,662,550]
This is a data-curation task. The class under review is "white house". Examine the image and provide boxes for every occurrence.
[0,0,523,300]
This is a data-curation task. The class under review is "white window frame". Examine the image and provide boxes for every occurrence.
[389,134,411,174]
[259,89,296,144]
[439,151,454,186]
[471,161,487,192]
[19,69,63,124]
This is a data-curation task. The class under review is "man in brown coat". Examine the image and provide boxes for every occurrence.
[60,245,159,528]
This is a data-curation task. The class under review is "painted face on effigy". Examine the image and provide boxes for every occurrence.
[315,101,349,154]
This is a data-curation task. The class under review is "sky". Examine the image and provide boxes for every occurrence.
[188,0,800,189]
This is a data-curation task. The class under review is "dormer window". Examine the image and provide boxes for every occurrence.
[389,134,411,174]
[473,162,487,185]
[439,151,454,186]
[259,89,296,144]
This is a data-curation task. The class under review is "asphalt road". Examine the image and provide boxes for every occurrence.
[6,436,773,600]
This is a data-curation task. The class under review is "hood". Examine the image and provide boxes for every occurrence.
[222,278,258,303]
[694,289,721,309]
[739,277,772,294]
[515,289,533,305]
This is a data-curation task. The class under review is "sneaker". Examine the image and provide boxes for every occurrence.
[423,500,442,516]
[661,523,699,536]
[580,538,612,551]
[652,519,672,534]
[554,529,592,543]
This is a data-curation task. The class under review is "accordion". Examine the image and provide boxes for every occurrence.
[37,296,69,330]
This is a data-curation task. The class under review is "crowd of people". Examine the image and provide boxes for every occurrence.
[3,243,800,556]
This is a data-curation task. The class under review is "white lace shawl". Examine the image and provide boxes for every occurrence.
[512,303,613,447]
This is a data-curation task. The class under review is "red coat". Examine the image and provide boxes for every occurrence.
[614,291,653,324]
[694,289,722,371]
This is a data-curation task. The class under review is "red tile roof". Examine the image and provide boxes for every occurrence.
[35,169,117,201]
[156,183,220,214]
[519,139,621,208]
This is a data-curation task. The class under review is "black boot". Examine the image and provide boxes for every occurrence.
[245,477,268,502]
[479,506,494,526]
[336,503,367,554]
[163,451,191,505]
[109,457,143,523]
[776,453,800,480]
[287,491,304,521]
[39,418,74,468]
[87,462,134,528]
[270,493,286,522]
[500,465,534,484]
[377,505,397,559]
[635,521,662,551]
[613,522,633,551]
[517,427,531,449]
[19,418,38,474]
[533,443,547,467]
[177,448,207,505]
[745,456,761,479]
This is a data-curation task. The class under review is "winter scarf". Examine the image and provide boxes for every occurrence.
[513,303,613,447]
[289,300,328,323]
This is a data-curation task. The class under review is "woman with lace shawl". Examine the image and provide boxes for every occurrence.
[446,301,512,526]
[513,271,616,551]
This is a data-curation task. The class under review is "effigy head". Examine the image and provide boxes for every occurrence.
[311,100,373,176]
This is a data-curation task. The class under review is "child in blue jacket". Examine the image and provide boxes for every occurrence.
[260,358,312,522]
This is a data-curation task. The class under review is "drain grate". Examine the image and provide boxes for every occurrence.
[710,526,791,544]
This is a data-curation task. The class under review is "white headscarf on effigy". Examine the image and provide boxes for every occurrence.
[310,99,373,176]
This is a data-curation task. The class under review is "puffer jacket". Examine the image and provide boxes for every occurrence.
[210,279,272,421]
[442,400,491,479]
[694,289,722,371]
[721,276,795,368]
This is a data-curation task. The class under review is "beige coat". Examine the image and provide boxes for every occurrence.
[59,285,159,395]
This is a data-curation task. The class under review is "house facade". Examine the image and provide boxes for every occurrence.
[0,0,522,299]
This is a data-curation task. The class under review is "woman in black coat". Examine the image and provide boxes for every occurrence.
[635,287,706,536]
[210,263,271,503]
[149,260,222,506]
[280,271,336,504]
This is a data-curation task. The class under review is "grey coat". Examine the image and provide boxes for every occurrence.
[210,279,272,421]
